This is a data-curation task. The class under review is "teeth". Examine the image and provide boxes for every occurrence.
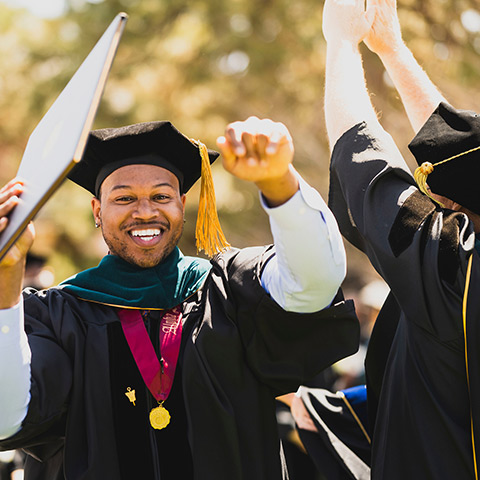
[131,229,161,237]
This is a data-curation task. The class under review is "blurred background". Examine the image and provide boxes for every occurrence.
[0,0,479,290]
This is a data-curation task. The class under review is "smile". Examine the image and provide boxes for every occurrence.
[130,228,162,242]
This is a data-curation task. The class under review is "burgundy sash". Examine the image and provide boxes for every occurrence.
[117,306,182,402]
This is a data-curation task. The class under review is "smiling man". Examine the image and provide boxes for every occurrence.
[93,164,186,267]
[0,118,358,479]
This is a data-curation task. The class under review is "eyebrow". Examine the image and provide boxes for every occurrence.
[109,182,176,192]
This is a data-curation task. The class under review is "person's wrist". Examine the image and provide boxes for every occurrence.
[0,294,22,310]
[0,262,26,309]
[374,37,407,59]
[326,35,362,49]
[256,168,299,207]
[0,283,23,309]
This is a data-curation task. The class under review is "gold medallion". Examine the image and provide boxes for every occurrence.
[149,404,171,430]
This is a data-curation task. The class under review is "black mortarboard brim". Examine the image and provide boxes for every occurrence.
[68,121,230,256]
[69,121,218,195]
[409,102,480,214]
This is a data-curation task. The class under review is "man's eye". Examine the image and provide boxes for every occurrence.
[154,194,169,201]
[116,196,133,202]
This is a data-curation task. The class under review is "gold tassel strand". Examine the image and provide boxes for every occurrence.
[413,147,480,208]
[413,145,480,208]
[413,162,443,206]
[192,139,230,257]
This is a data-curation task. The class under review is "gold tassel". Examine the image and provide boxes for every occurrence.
[413,146,480,208]
[192,139,230,257]
[413,162,444,207]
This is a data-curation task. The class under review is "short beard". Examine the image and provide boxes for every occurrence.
[102,223,184,269]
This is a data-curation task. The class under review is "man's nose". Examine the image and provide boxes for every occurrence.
[132,198,158,220]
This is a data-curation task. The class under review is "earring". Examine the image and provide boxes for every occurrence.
[95,222,100,228]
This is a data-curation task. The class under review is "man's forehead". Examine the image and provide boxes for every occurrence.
[102,164,181,192]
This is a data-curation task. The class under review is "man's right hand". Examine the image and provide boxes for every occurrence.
[0,178,35,308]
[322,0,375,47]
[363,0,404,57]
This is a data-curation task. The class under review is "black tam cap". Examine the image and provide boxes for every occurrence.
[68,120,229,256]
[409,102,480,214]
[68,121,219,196]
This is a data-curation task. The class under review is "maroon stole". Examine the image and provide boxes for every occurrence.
[117,306,183,429]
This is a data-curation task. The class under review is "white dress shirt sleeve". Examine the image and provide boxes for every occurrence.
[0,300,31,439]
[260,167,346,312]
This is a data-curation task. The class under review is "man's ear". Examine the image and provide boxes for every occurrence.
[91,197,101,225]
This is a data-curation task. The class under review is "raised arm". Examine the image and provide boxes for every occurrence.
[323,0,379,149]
[363,0,447,132]
[0,179,34,308]
[0,179,34,439]
[216,117,346,312]
[322,0,474,336]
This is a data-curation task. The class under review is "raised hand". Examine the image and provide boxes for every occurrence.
[0,179,35,269]
[363,0,403,56]
[322,0,375,46]
[217,116,298,207]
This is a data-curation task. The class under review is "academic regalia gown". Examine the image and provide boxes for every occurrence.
[0,245,359,480]
[328,122,480,479]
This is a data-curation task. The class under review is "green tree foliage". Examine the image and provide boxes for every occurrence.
[0,0,479,286]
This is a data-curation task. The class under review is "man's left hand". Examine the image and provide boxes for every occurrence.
[217,116,299,207]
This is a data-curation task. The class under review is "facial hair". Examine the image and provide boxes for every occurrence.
[101,221,184,268]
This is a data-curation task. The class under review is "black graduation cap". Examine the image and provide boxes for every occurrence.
[68,121,219,195]
[409,102,480,214]
[68,121,230,256]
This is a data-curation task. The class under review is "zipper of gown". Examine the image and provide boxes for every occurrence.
[142,310,162,480]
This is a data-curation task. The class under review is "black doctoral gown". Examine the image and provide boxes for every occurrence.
[0,245,359,480]
[328,122,480,479]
